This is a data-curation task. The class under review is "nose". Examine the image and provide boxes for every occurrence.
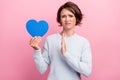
[65,16,69,22]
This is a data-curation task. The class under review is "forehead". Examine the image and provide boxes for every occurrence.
[60,8,74,15]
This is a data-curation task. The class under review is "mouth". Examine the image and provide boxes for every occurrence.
[65,23,71,25]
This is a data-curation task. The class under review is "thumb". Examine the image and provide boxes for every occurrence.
[61,32,65,45]
[62,32,65,40]
[61,33,66,55]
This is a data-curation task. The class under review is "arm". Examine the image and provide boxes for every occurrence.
[30,37,50,74]
[63,41,92,77]
[34,47,50,74]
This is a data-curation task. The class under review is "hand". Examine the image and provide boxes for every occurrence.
[61,33,66,55]
[29,36,41,50]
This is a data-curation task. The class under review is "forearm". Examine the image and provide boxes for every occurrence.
[33,50,49,74]
[63,51,92,77]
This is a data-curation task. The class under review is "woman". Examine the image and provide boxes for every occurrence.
[30,1,92,80]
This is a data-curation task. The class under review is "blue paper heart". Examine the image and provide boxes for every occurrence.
[26,19,49,37]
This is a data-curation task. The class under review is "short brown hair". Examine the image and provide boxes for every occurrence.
[57,1,83,26]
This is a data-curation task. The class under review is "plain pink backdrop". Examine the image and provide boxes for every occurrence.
[0,0,120,80]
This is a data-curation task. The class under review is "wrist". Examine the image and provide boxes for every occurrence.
[33,46,41,50]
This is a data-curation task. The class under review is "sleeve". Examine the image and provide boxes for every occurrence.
[33,38,51,74]
[63,40,92,77]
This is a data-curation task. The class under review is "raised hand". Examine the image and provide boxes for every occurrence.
[29,36,41,50]
[61,33,66,55]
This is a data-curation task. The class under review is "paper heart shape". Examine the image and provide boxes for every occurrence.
[26,19,49,37]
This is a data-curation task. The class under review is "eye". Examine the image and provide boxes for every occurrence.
[69,14,74,17]
[61,15,66,18]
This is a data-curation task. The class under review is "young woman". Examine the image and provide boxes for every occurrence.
[30,1,92,80]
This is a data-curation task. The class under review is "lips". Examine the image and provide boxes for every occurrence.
[65,23,71,25]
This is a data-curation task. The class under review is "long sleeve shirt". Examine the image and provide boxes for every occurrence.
[33,33,92,80]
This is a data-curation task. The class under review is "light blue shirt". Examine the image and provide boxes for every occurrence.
[33,33,92,80]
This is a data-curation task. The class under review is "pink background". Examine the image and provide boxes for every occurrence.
[0,0,120,80]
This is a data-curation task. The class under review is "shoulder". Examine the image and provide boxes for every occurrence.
[75,34,90,45]
[47,33,59,39]
[75,34,89,41]
[45,33,60,42]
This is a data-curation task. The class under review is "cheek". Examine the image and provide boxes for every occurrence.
[61,19,65,24]
[74,19,77,25]
[73,19,76,24]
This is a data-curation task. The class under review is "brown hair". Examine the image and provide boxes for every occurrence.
[57,1,83,26]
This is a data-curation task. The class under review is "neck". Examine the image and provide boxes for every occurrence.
[61,29,75,37]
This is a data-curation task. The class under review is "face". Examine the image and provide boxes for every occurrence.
[60,8,76,30]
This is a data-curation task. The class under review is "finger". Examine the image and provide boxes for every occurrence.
[33,36,39,42]
[29,37,34,45]
[61,34,66,49]
[36,36,41,42]
[37,36,41,40]
[30,37,38,46]
[62,32,65,39]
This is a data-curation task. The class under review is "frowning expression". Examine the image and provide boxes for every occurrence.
[60,8,76,30]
